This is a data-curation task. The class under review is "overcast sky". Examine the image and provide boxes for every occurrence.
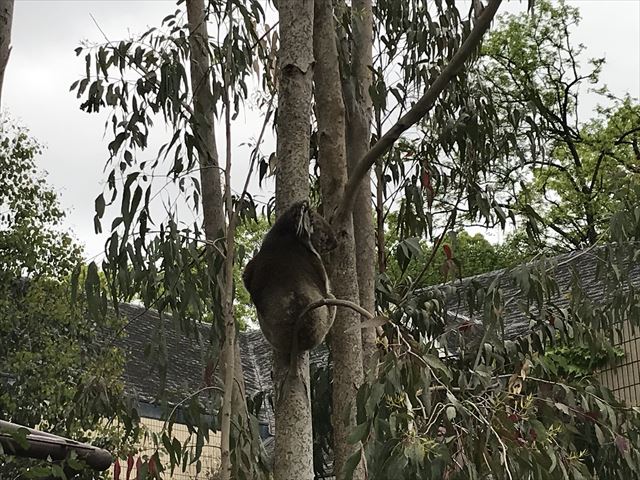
[4,1,640,260]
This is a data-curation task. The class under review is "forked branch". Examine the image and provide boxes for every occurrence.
[336,0,503,220]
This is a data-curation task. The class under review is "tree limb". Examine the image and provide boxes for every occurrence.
[336,0,503,220]
[588,151,606,194]
[0,420,112,472]
[0,0,13,106]
[614,126,640,146]
[300,297,374,320]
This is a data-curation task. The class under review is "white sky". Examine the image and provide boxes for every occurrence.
[3,0,640,260]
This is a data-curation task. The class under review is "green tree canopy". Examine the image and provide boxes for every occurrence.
[67,0,640,478]
[480,0,640,249]
[0,118,134,478]
[0,118,81,281]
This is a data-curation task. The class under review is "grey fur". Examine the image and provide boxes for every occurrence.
[242,201,337,353]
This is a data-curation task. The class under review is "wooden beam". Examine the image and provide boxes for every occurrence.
[0,420,113,472]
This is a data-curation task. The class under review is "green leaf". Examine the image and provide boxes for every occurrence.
[342,450,362,480]
[594,425,605,446]
[347,422,369,444]
[423,354,451,378]
[446,405,456,420]
[95,193,106,218]
[25,466,53,478]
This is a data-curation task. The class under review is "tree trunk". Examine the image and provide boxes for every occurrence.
[0,0,14,106]
[344,0,376,374]
[186,0,224,240]
[185,2,244,479]
[273,1,315,479]
[584,199,598,246]
[313,1,365,478]
[219,8,238,477]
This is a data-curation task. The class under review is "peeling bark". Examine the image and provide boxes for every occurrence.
[314,0,365,478]
[273,1,315,479]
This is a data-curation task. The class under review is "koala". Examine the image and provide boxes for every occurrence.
[242,201,338,355]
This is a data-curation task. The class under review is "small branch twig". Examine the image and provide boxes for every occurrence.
[300,297,374,320]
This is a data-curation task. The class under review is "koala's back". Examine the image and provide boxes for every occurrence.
[242,201,337,354]
[244,235,326,300]
[243,235,332,352]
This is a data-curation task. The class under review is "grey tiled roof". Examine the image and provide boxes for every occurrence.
[116,245,639,409]
[115,303,330,437]
[116,304,330,405]
[116,304,278,402]
[116,303,218,405]
[439,245,639,342]
[114,304,280,463]
[115,301,336,467]
[238,329,274,398]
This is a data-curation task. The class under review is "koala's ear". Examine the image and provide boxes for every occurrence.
[296,201,313,237]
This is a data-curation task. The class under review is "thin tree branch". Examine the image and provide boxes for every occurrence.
[588,150,606,194]
[300,297,374,320]
[219,2,235,474]
[614,126,640,145]
[0,0,14,107]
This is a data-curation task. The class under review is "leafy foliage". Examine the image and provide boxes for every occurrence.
[386,225,521,289]
[357,216,640,478]
[233,216,268,328]
[67,0,640,479]
[0,119,136,478]
[0,118,81,281]
[71,4,274,478]
[338,1,640,477]
[480,0,640,249]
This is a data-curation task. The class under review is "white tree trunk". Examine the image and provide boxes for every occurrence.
[273,0,315,479]
[314,1,365,478]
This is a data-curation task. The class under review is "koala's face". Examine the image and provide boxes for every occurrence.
[310,211,338,253]
[275,201,337,254]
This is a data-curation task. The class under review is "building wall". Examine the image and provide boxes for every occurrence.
[111,417,220,480]
[599,322,640,406]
